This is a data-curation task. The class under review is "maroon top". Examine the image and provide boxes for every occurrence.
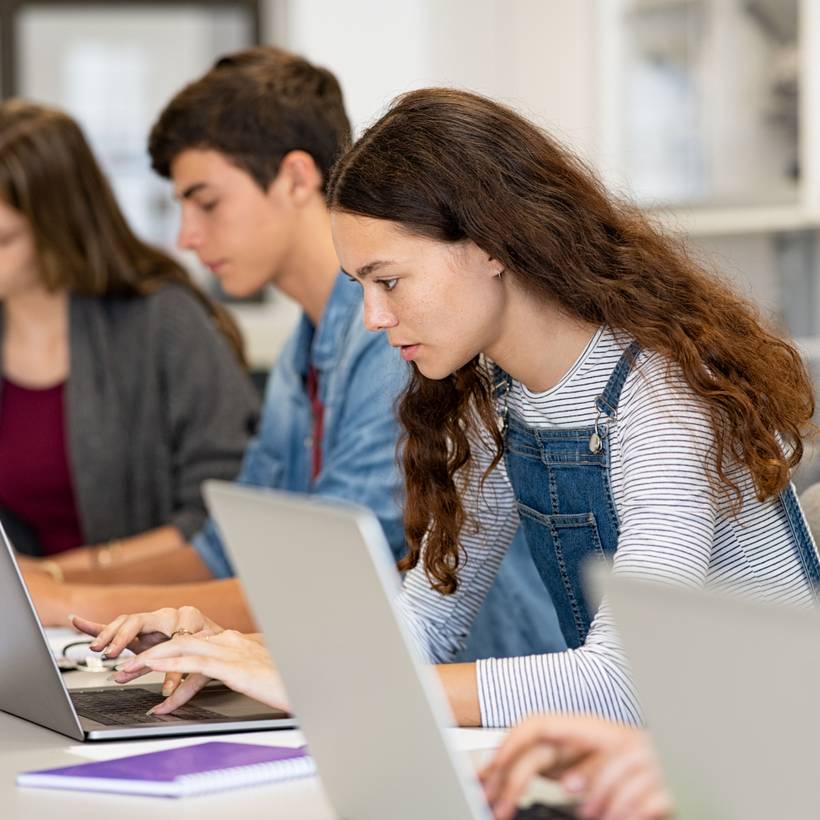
[0,377,85,555]
[306,365,325,482]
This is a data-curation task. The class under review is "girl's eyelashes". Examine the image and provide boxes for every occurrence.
[342,274,397,290]
[197,200,218,213]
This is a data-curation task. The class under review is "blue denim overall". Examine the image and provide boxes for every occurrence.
[495,343,820,650]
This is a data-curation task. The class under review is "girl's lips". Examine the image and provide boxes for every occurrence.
[400,344,420,362]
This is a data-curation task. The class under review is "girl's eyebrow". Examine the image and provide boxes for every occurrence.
[356,260,393,279]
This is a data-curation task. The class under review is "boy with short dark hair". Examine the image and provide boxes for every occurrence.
[150,46,351,196]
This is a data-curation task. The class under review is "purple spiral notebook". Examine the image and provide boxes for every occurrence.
[17,741,314,798]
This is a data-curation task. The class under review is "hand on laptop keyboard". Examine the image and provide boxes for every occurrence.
[71,688,223,726]
[482,714,672,820]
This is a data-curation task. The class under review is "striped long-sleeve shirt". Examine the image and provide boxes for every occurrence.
[397,327,816,727]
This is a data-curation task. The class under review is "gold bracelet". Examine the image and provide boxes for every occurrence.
[40,560,64,584]
[94,539,124,570]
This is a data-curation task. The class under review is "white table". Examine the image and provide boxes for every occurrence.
[0,665,507,820]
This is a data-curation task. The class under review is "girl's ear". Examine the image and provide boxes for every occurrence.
[484,253,504,278]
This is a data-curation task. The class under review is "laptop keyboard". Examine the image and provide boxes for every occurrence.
[71,687,224,725]
[514,804,577,819]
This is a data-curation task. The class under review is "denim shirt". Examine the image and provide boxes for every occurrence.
[192,273,407,576]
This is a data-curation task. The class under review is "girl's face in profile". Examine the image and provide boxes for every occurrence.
[331,211,508,380]
[0,201,39,300]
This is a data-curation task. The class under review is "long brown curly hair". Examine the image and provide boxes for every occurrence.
[328,88,815,595]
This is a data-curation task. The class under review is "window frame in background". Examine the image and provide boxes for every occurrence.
[0,0,263,99]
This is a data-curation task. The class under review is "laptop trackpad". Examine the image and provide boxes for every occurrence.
[192,684,287,717]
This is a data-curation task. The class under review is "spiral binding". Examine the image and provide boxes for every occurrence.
[176,754,316,796]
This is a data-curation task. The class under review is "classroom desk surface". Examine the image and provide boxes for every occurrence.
[0,710,338,820]
[0,668,506,820]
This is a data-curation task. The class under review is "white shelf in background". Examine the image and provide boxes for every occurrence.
[648,204,820,238]
[228,295,301,372]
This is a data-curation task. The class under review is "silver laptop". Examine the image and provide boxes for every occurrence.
[604,573,820,820]
[0,521,294,740]
[205,481,576,820]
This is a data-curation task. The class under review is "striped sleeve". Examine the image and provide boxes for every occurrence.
[477,601,643,726]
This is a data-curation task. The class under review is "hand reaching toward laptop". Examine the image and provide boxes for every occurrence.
[71,607,289,715]
[114,628,289,716]
[71,606,223,660]
[70,605,213,692]
[481,714,673,820]
[72,605,223,699]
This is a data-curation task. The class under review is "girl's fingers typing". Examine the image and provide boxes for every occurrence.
[581,745,651,819]
[161,671,185,698]
[87,614,128,652]
[490,745,560,820]
[149,673,210,716]
[69,614,105,639]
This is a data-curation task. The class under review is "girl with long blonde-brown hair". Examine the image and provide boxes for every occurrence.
[0,99,258,578]
[327,88,819,727]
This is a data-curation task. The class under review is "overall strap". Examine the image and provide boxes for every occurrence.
[595,342,641,419]
[491,361,513,435]
[491,361,512,398]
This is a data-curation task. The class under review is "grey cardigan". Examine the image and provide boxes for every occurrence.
[0,285,259,546]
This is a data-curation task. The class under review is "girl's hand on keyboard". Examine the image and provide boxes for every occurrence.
[116,629,288,716]
[481,714,673,820]
[70,607,223,696]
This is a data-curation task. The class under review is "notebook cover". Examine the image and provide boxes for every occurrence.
[17,741,311,796]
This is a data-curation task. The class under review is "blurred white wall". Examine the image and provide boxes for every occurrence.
[265,0,599,160]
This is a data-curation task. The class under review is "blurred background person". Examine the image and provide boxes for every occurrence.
[0,99,259,582]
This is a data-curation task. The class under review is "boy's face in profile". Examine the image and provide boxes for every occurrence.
[170,148,294,298]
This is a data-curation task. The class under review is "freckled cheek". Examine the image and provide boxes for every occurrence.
[410,294,441,337]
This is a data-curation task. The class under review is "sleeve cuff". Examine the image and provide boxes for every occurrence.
[189,518,235,579]
[476,658,505,727]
